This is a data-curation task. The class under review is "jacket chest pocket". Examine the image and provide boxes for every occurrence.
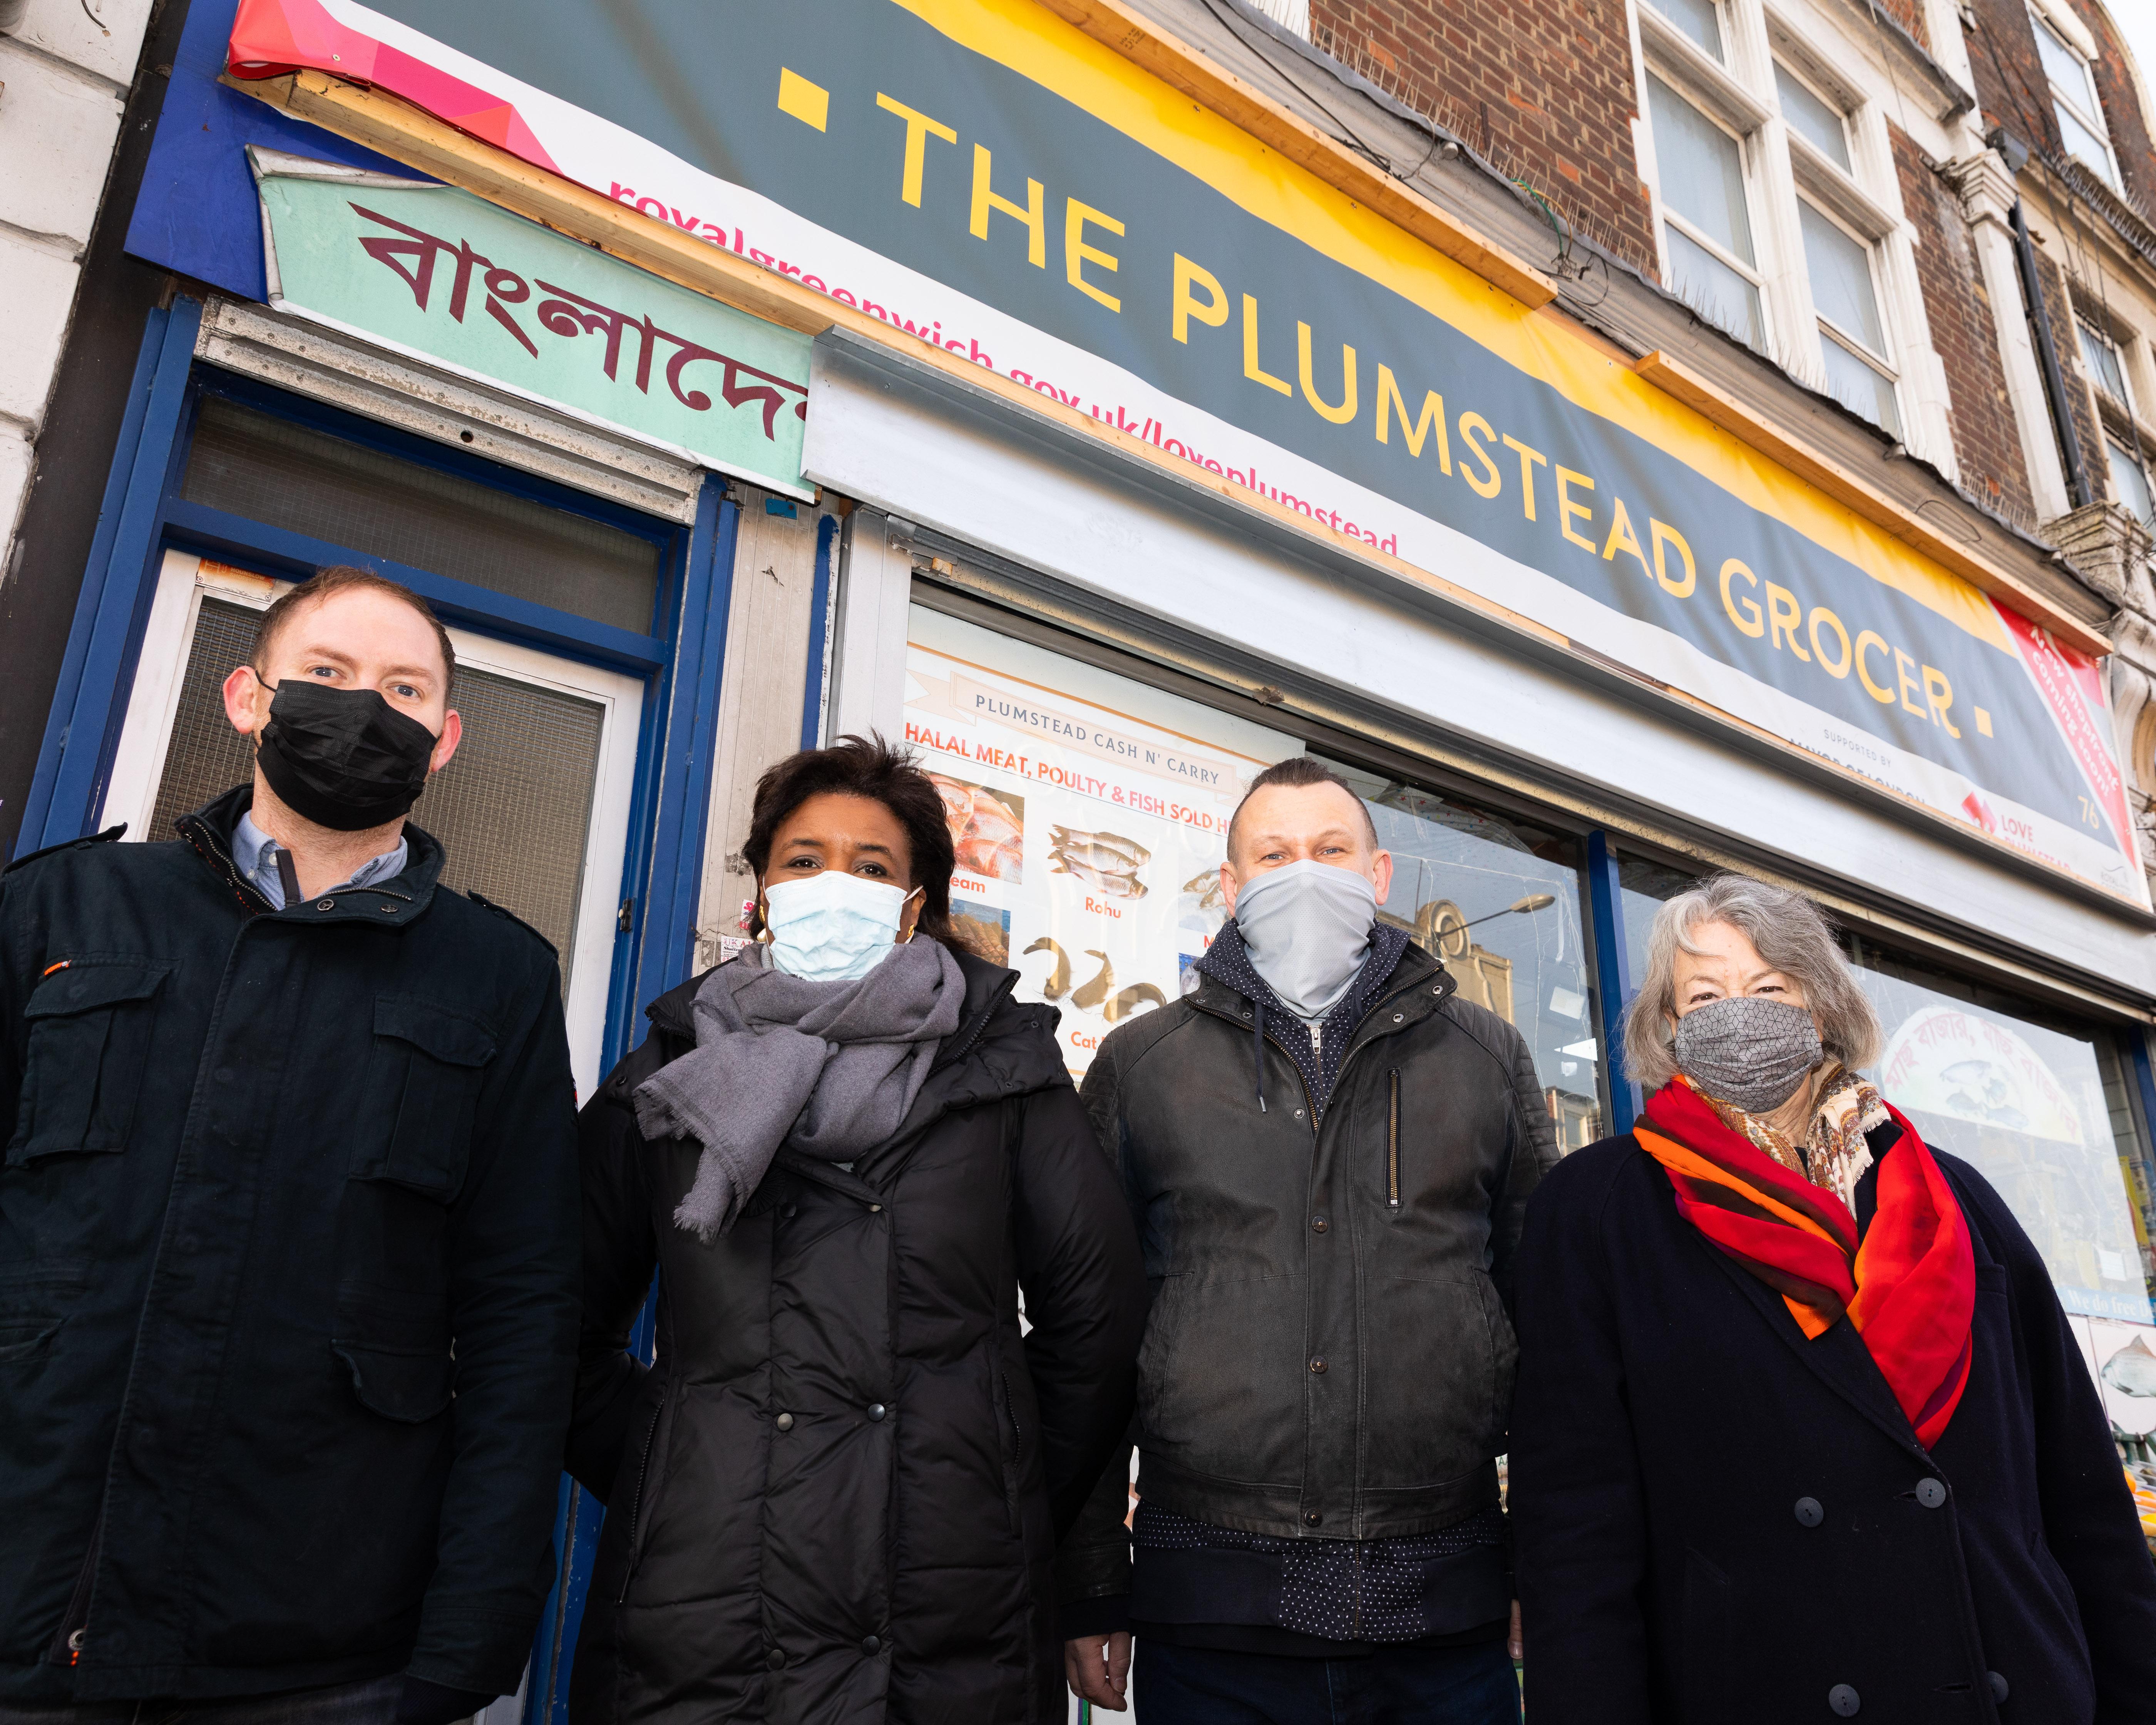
[350,996,497,1200]
[7,961,170,1166]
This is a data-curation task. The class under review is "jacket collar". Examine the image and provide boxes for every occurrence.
[178,783,444,927]
[1190,918,1441,1025]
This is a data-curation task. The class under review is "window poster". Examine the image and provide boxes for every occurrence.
[904,607,1298,1076]
[1855,961,2155,1325]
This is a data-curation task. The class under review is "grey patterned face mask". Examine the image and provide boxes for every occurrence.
[1671,995,1822,1113]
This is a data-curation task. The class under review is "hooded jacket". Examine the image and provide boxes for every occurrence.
[0,787,580,1704]
[565,946,1147,1725]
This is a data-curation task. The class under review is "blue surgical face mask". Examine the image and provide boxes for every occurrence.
[762,872,920,982]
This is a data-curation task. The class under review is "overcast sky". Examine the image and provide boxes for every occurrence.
[2108,2,2156,132]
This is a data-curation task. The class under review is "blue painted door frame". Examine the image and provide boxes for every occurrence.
[17,296,205,853]
[1584,830,1639,1135]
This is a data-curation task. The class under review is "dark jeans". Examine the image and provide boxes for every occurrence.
[0,1676,401,1725]
[1134,1638,1522,1725]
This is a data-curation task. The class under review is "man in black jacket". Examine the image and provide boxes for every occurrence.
[1061,757,1558,1722]
[0,568,580,1725]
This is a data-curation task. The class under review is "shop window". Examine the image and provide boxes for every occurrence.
[1643,0,1725,62]
[901,604,1301,1077]
[2034,11,2119,188]
[1847,937,2154,1326]
[182,394,664,635]
[1774,63,1851,173]
[1317,760,1603,1150]
[1798,201,1901,437]
[1648,74,1765,351]
[899,605,1604,1147]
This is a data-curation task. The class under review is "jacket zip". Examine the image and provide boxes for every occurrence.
[1193,973,1431,1135]
[1387,1069,1401,1208]
[929,973,1018,1077]
[614,1388,670,1605]
[986,1347,1026,1531]
[46,1511,102,1666]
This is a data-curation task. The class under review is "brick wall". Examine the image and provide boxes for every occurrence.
[1307,0,1659,275]
[1892,127,2037,521]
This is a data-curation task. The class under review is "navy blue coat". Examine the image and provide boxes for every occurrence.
[0,788,580,1703]
[1511,1131,2156,1725]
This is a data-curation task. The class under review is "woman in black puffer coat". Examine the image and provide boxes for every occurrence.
[565,736,1147,1725]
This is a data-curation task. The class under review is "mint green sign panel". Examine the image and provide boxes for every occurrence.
[258,168,811,497]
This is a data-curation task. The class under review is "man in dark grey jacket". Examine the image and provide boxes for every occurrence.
[1061,757,1558,1722]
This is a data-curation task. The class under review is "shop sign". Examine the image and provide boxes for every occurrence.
[228,0,2144,902]
[249,152,813,497]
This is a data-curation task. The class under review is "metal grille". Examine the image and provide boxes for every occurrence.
[182,396,663,634]
[148,599,262,846]
[146,596,606,987]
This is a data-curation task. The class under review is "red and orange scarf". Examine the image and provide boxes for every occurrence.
[1635,1077,1976,1449]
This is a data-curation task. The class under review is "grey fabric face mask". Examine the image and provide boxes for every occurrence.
[1671,994,1823,1114]
[1231,859,1378,1020]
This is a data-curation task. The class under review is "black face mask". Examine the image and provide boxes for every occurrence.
[255,680,438,832]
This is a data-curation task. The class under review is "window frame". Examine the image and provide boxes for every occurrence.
[1638,22,1776,355]
[1798,194,1903,437]
[1635,0,1927,452]
[2033,10,2121,188]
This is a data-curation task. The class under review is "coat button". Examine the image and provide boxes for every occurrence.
[1310,1215,1328,1233]
[766,1648,785,1671]
[1308,1357,1327,1373]
[1828,1684,1860,1716]
[1303,1510,1322,1526]
[1392,1012,1404,1023]
[1989,1672,2008,1703]
[1915,1477,1947,1509]
[775,1413,794,1432]
[316,898,335,911]
[782,1204,797,1219]
[1794,1497,1824,1527]
[861,1635,881,1655]
[869,1204,883,1214]
[378,903,397,914]
[867,1403,887,1421]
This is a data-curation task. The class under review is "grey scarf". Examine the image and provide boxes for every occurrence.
[633,937,966,1241]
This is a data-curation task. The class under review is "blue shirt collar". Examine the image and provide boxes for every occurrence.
[233,811,409,910]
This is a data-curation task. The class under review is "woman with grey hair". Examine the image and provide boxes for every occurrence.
[1509,875,2156,1725]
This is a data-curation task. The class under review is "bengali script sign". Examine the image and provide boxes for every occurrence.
[253,156,812,495]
